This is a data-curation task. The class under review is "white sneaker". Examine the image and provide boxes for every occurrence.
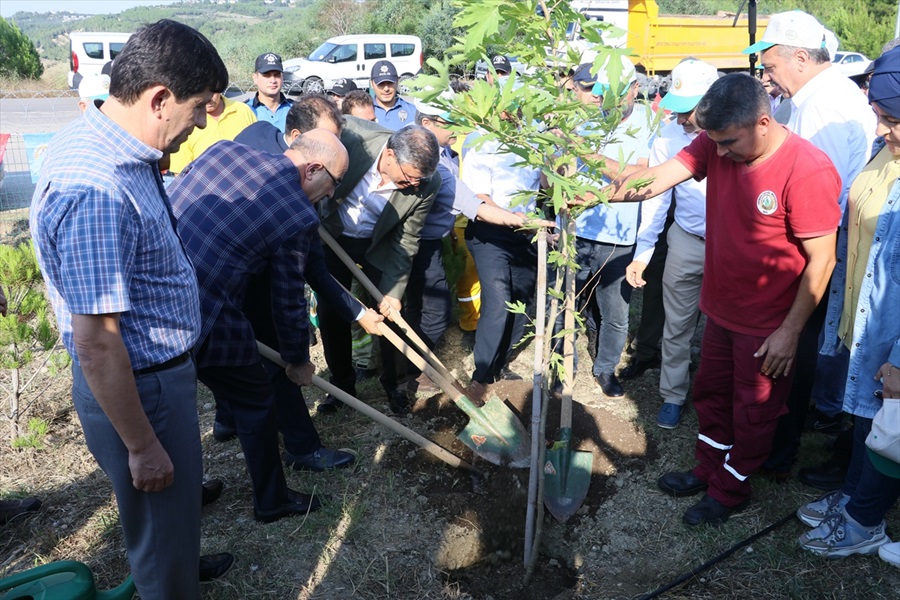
[879,541,900,567]
[796,490,849,527]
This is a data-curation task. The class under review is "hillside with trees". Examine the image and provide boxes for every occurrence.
[5,0,896,85]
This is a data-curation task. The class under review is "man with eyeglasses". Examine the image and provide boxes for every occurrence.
[228,99,382,473]
[169,130,349,524]
[316,118,441,414]
[370,59,417,131]
[625,58,718,429]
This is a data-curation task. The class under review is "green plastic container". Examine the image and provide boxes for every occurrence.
[0,560,135,600]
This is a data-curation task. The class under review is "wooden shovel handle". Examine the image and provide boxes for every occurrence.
[318,226,461,388]
[256,341,479,475]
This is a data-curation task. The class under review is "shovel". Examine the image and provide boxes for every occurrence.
[256,342,480,475]
[376,323,532,468]
[318,227,532,467]
[544,216,593,522]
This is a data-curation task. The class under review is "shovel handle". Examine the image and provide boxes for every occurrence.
[318,226,461,388]
[561,216,577,429]
[256,341,479,475]
[376,322,463,400]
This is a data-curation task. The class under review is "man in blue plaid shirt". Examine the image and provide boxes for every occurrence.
[170,130,349,523]
[30,21,229,600]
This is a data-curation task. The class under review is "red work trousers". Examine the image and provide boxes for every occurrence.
[691,318,793,506]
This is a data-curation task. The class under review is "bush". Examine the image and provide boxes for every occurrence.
[0,16,43,79]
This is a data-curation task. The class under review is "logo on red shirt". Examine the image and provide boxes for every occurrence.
[756,190,778,215]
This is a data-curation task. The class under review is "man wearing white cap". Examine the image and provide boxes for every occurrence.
[744,10,877,477]
[77,74,110,112]
[569,54,657,399]
[626,58,718,429]
[744,11,876,214]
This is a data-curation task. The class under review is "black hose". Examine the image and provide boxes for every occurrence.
[638,509,797,600]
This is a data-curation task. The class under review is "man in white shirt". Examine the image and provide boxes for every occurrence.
[626,58,718,428]
[745,10,877,477]
[461,129,542,387]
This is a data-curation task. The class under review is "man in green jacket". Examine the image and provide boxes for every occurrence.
[317,117,441,413]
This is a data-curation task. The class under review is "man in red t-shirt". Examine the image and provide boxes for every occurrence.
[600,73,841,526]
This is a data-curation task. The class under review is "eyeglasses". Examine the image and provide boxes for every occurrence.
[396,160,427,186]
[320,164,342,187]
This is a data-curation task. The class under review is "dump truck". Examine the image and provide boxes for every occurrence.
[566,0,770,74]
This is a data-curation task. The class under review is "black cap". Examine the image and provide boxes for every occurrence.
[255,52,283,74]
[491,55,512,75]
[371,60,398,84]
[328,78,358,96]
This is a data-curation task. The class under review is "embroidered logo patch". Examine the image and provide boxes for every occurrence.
[673,77,683,90]
[757,190,778,215]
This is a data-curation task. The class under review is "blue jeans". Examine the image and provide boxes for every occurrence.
[812,350,849,418]
[72,358,201,600]
[574,237,634,376]
[843,416,900,527]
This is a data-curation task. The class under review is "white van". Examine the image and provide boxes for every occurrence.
[282,34,422,94]
[68,32,132,89]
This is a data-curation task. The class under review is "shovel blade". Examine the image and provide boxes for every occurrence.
[457,395,531,468]
[543,431,593,522]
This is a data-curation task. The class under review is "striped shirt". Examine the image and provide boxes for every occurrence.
[170,140,319,367]
[29,103,202,370]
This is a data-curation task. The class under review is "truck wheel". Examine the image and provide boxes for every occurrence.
[302,78,324,95]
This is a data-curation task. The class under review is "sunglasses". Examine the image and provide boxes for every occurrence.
[320,163,342,187]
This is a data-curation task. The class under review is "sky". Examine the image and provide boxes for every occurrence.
[1,1,180,18]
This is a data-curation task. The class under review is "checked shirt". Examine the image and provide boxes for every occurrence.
[30,103,201,370]
[169,140,319,368]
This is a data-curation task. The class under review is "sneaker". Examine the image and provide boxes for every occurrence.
[797,490,849,528]
[798,508,888,557]
[656,402,683,429]
[878,541,900,567]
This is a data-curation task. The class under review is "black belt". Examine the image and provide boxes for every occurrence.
[133,352,190,377]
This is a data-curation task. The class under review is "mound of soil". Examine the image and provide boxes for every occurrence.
[381,378,654,598]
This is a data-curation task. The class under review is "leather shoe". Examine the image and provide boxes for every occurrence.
[683,493,749,526]
[658,471,708,497]
[798,458,848,491]
[254,488,323,523]
[201,479,224,507]
[317,394,344,414]
[199,552,234,582]
[595,372,624,398]
[212,419,237,443]
[285,447,357,472]
[619,356,661,380]
[387,389,412,414]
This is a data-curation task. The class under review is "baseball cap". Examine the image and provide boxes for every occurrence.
[659,59,718,113]
[591,54,636,97]
[572,62,598,85]
[328,78,358,96]
[743,11,826,55]
[371,60,398,84]
[255,52,283,73]
[491,55,512,75]
[411,92,454,122]
[78,74,110,101]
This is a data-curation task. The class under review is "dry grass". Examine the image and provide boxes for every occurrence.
[2,286,900,599]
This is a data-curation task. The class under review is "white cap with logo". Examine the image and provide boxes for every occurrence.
[659,59,718,113]
[743,10,827,55]
[78,74,110,101]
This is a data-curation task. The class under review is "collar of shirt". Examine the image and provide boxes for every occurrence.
[85,102,163,164]
[340,145,396,237]
[249,92,291,110]
[789,65,842,113]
